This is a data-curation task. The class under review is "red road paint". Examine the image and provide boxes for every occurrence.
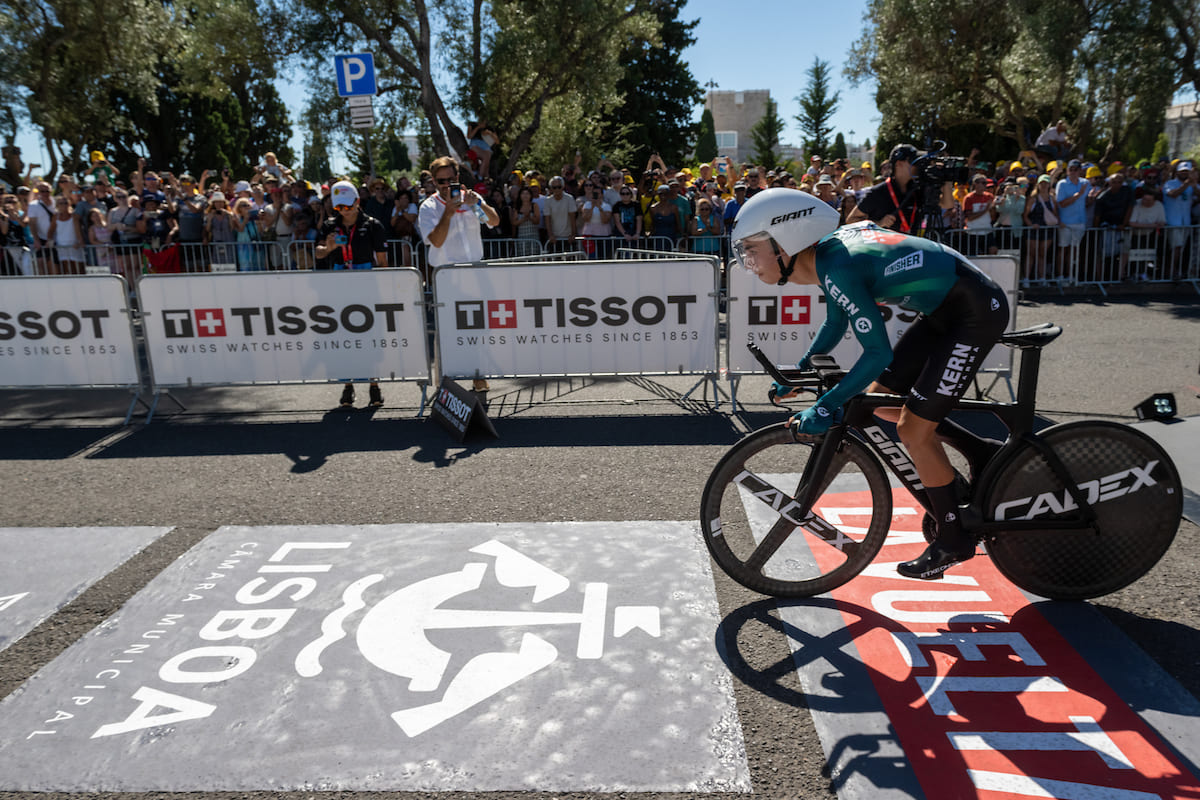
[809,488,1200,799]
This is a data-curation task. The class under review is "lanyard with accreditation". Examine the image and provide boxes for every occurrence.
[885,178,916,233]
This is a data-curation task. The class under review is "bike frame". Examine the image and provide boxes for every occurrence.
[754,337,1100,540]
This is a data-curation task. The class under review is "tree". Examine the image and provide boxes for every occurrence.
[694,108,718,163]
[795,57,840,158]
[750,98,785,167]
[599,0,703,168]
[1152,0,1200,96]
[0,0,291,177]
[281,0,658,178]
[830,132,848,160]
[845,0,1188,164]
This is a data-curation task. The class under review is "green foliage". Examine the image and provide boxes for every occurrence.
[846,0,1194,166]
[695,108,718,163]
[597,0,702,169]
[0,0,290,177]
[750,98,785,168]
[795,57,840,158]
[830,132,848,160]
[1151,132,1170,162]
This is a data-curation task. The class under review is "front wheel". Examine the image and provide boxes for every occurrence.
[699,424,892,597]
[983,421,1183,600]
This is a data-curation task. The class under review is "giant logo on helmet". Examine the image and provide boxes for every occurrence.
[769,207,815,226]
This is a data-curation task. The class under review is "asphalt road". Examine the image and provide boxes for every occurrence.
[0,289,1198,800]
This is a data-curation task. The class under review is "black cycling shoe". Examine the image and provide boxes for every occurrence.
[339,384,355,408]
[368,384,384,408]
[897,541,976,580]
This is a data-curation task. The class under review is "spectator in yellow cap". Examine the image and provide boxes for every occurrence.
[83,151,119,186]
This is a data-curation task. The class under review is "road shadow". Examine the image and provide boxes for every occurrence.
[30,411,747,473]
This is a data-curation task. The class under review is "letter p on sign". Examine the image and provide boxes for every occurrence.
[335,53,377,97]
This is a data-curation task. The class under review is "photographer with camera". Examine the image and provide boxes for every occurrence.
[848,143,960,237]
[846,144,922,232]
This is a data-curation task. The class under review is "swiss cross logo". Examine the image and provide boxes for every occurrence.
[487,300,517,329]
[194,308,227,337]
[779,296,809,325]
[748,296,809,325]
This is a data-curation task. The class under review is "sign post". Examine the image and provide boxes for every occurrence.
[334,52,378,176]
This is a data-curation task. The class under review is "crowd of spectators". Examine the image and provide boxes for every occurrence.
[2,135,1199,289]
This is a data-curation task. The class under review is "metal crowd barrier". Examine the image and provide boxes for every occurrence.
[938,224,1200,294]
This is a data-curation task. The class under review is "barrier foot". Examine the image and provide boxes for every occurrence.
[144,390,186,424]
[416,381,429,418]
[123,392,143,426]
[729,376,741,414]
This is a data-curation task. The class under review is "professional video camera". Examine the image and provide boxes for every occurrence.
[911,140,971,238]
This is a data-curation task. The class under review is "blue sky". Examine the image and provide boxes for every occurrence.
[681,0,880,148]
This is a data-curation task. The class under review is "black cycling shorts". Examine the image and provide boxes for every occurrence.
[877,262,1009,422]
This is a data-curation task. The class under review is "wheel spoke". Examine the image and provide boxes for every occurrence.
[744,516,797,573]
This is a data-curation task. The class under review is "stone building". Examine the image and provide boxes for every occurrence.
[1165,101,1200,159]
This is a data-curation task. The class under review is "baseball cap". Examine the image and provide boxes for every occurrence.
[330,180,358,207]
[1086,166,1102,178]
[234,180,252,194]
[816,174,835,185]
[209,191,226,203]
[733,182,747,190]
[1067,159,1083,168]
[1179,161,1194,172]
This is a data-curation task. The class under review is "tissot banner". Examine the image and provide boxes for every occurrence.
[0,276,139,387]
[433,260,719,378]
[726,254,1018,375]
[139,269,429,386]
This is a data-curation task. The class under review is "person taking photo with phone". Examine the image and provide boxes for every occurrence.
[418,155,500,393]
[315,180,390,409]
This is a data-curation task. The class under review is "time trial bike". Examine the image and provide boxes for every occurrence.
[699,324,1183,600]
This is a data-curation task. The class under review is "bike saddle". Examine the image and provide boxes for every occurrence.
[1000,323,1062,349]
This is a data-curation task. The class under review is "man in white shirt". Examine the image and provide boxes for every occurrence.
[542,176,578,253]
[418,155,499,267]
[417,155,500,392]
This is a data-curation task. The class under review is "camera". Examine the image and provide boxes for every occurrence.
[912,141,970,187]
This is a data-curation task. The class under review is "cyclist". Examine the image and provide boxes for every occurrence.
[731,188,1010,579]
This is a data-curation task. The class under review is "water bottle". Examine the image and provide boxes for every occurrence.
[472,201,488,224]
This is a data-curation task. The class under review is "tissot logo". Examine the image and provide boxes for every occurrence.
[0,309,111,341]
[161,304,406,338]
[748,296,810,326]
[455,295,698,330]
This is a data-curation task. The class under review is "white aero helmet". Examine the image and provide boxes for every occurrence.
[731,187,840,285]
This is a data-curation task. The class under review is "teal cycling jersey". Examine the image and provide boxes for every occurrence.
[806,223,983,414]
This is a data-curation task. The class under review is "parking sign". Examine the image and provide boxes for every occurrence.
[334,53,376,97]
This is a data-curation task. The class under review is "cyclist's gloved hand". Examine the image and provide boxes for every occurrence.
[769,381,797,404]
[789,403,835,435]
[769,354,817,404]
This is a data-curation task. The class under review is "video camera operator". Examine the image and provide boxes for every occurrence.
[847,143,957,235]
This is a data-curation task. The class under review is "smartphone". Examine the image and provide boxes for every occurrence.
[334,234,348,245]
[450,183,461,200]
[718,163,726,174]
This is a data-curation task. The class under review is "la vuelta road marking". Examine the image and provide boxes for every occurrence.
[787,487,1200,799]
